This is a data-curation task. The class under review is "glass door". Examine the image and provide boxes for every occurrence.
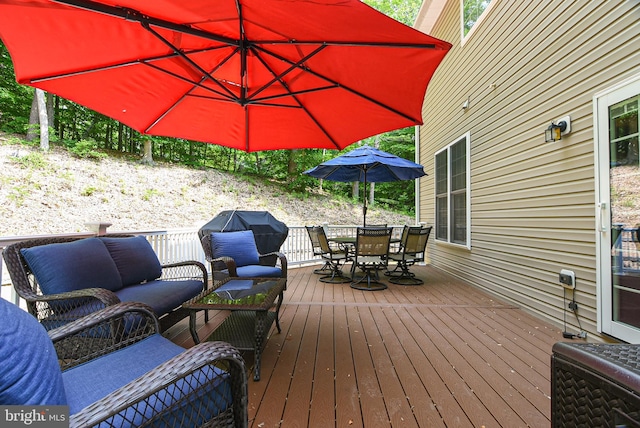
[596,75,640,342]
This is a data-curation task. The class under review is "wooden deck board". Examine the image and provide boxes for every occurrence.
[168,264,564,427]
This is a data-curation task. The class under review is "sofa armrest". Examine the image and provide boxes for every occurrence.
[28,288,121,331]
[69,340,248,428]
[49,302,160,370]
[160,260,208,285]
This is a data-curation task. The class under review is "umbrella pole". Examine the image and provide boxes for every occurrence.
[363,173,368,227]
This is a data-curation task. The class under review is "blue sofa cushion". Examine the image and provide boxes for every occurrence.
[114,280,203,317]
[0,298,67,405]
[211,231,260,267]
[62,335,182,414]
[21,238,123,294]
[63,335,232,424]
[234,265,282,278]
[100,236,162,286]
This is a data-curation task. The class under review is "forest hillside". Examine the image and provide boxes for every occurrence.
[0,134,413,236]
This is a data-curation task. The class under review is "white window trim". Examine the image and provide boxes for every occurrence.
[434,132,471,250]
[460,0,496,47]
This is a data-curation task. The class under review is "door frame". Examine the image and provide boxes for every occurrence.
[594,72,640,342]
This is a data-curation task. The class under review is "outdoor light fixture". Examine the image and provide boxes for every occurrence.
[545,116,571,142]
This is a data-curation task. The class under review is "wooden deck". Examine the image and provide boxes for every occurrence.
[166,264,563,427]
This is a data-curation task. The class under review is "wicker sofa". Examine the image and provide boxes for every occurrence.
[0,298,248,427]
[2,234,208,331]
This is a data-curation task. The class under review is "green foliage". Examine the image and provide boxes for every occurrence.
[0,42,32,134]
[363,0,423,25]
[81,186,98,196]
[65,139,107,160]
[12,151,48,169]
[142,188,160,201]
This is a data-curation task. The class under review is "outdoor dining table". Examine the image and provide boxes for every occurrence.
[328,234,402,259]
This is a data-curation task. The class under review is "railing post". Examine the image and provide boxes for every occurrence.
[84,222,112,236]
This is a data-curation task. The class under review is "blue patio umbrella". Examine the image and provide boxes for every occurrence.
[303,145,426,226]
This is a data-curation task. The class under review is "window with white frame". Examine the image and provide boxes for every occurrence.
[435,134,470,247]
[462,0,493,39]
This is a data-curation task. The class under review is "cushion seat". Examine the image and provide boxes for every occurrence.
[233,265,282,278]
[114,280,204,317]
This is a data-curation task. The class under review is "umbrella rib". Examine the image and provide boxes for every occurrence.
[254,40,440,49]
[249,46,341,149]
[246,44,327,102]
[253,45,421,124]
[51,0,239,47]
[141,22,239,101]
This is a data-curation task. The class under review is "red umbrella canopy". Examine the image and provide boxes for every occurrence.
[0,0,451,152]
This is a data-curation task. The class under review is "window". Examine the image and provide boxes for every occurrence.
[435,133,470,248]
[461,0,493,39]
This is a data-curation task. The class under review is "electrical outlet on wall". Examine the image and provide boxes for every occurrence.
[559,269,576,289]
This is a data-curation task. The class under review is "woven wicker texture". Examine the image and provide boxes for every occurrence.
[3,235,207,332]
[50,302,248,428]
[552,342,640,427]
[184,278,285,381]
[200,234,287,285]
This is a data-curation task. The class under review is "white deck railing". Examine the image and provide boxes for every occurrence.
[1,224,405,304]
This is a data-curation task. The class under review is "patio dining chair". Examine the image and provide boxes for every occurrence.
[305,225,333,275]
[386,225,432,285]
[305,226,352,283]
[350,227,393,291]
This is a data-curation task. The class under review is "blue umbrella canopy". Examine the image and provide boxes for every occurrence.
[303,145,426,183]
[304,145,426,225]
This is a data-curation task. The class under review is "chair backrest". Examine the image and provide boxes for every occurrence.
[306,226,332,253]
[0,298,67,405]
[403,226,432,258]
[305,226,324,256]
[209,230,260,267]
[354,227,393,258]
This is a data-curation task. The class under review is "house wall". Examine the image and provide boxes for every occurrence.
[415,0,640,341]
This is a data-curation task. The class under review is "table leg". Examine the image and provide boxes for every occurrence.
[189,310,200,344]
[253,311,268,381]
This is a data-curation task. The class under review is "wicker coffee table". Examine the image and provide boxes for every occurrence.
[183,277,286,381]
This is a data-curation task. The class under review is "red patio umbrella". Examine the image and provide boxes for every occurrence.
[0,0,451,152]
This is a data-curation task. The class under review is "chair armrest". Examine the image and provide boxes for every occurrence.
[160,260,208,285]
[69,340,248,428]
[49,302,160,370]
[211,256,240,277]
[259,251,288,276]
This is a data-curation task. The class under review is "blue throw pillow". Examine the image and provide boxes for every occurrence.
[100,236,162,286]
[211,230,260,267]
[21,238,123,294]
[0,298,67,405]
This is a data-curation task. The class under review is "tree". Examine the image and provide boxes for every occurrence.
[35,89,49,151]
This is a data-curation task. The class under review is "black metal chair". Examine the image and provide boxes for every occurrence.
[306,226,352,283]
[350,227,392,291]
[386,226,432,285]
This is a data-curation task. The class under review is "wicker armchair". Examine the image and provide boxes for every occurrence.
[200,230,287,286]
[2,234,208,332]
[0,298,248,428]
